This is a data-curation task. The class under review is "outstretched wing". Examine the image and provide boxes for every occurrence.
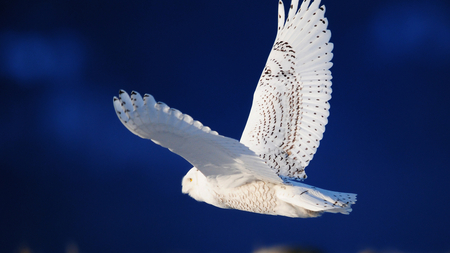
[113,90,282,188]
[240,0,333,181]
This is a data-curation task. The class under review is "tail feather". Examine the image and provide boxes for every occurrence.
[276,182,357,216]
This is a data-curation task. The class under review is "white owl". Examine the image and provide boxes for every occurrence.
[113,0,356,218]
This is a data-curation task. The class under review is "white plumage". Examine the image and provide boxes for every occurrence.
[113,0,356,218]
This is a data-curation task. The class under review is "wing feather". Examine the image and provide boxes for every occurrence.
[240,0,333,181]
[277,0,285,34]
[114,90,282,188]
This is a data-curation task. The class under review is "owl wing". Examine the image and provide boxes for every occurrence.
[240,0,333,181]
[114,90,282,188]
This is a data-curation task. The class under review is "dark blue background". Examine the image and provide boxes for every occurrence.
[1,0,449,252]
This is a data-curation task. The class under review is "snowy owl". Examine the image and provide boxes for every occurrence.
[113,0,356,218]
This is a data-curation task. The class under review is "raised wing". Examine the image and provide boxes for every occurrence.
[240,0,333,181]
[113,90,282,188]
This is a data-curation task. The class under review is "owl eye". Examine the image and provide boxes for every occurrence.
[264,67,271,75]
[189,178,193,182]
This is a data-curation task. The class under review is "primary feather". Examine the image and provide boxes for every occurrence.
[113,0,356,218]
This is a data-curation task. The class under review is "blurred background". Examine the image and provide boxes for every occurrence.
[1,0,450,252]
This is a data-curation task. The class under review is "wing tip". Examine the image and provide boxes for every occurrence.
[114,90,221,137]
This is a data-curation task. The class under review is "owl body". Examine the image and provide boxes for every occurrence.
[215,181,279,216]
[182,168,355,218]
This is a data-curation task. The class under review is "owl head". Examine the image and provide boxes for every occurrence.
[181,167,208,202]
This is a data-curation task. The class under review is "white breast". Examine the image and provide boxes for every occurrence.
[213,181,279,215]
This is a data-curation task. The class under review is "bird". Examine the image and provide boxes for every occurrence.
[113,0,356,218]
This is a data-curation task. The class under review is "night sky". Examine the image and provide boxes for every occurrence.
[1,0,450,252]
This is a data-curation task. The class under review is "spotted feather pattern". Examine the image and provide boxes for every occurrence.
[215,181,278,215]
[240,0,333,181]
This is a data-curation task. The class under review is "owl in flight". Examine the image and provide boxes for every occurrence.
[113,0,356,218]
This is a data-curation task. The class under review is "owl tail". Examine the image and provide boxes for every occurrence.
[276,182,357,217]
